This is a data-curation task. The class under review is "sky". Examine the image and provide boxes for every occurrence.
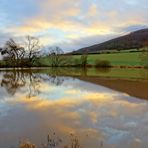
[0,0,148,52]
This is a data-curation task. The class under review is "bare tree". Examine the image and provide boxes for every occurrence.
[0,38,25,66]
[24,35,41,65]
[48,46,65,67]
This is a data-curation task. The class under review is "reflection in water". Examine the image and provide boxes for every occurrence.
[0,70,66,98]
[140,68,148,79]
[1,71,26,96]
[95,68,111,73]
[0,70,148,148]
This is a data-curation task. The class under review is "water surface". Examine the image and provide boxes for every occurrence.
[0,69,148,148]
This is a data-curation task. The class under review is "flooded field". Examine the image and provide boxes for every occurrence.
[0,68,148,148]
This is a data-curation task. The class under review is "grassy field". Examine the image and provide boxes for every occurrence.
[38,51,144,67]
[0,51,146,67]
[75,52,142,66]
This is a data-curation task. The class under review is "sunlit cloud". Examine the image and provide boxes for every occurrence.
[0,0,147,51]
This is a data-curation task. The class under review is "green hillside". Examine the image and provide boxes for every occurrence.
[74,28,148,54]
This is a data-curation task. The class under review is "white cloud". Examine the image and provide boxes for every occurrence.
[0,0,147,51]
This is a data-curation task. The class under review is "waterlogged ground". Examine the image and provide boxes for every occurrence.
[0,69,148,148]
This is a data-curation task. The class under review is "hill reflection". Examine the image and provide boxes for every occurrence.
[0,69,148,148]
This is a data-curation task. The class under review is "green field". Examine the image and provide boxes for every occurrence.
[76,52,142,66]
[38,51,145,67]
[0,51,147,67]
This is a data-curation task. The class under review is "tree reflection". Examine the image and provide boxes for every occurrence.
[0,70,41,98]
[41,68,68,86]
[47,76,65,86]
[0,70,67,98]
[27,72,41,98]
[1,71,26,96]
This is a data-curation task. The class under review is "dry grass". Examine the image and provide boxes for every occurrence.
[20,141,36,148]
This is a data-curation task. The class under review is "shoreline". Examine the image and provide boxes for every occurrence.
[0,65,147,70]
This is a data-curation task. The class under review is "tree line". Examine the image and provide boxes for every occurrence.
[0,36,68,67]
[0,36,41,67]
[0,36,91,68]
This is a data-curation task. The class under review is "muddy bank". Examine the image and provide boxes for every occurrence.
[79,76,148,100]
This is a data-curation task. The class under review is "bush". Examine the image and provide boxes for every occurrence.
[95,60,111,68]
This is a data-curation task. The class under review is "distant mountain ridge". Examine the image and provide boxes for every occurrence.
[73,28,148,54]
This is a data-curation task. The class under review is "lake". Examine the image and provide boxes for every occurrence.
[0,68,148,148]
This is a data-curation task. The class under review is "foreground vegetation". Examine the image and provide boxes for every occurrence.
[19,132,85,148]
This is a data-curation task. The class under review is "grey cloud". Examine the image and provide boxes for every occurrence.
[114,24,148,33]
[0,31,13,46]
[51,24,147,52]
[51,34,119,52]
[0,0,148,53]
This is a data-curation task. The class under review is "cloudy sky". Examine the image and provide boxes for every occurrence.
[0,0,148,52]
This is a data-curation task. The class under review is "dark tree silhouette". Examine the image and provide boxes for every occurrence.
[48,46,65,67]
[0,39,25,67]
[24,35,41,65]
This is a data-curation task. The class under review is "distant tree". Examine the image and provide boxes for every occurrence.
[0,38,25,67]
[80,53,88,67]
[48,46,65,67]
[24,35,41,65]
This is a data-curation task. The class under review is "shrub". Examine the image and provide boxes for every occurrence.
[95,60,111,68]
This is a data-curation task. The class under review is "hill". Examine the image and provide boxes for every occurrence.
[73,28,148,54]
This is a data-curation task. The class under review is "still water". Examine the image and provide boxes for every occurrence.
[0,69,148,148]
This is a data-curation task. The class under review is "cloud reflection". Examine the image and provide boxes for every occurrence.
[0,72,148,147]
